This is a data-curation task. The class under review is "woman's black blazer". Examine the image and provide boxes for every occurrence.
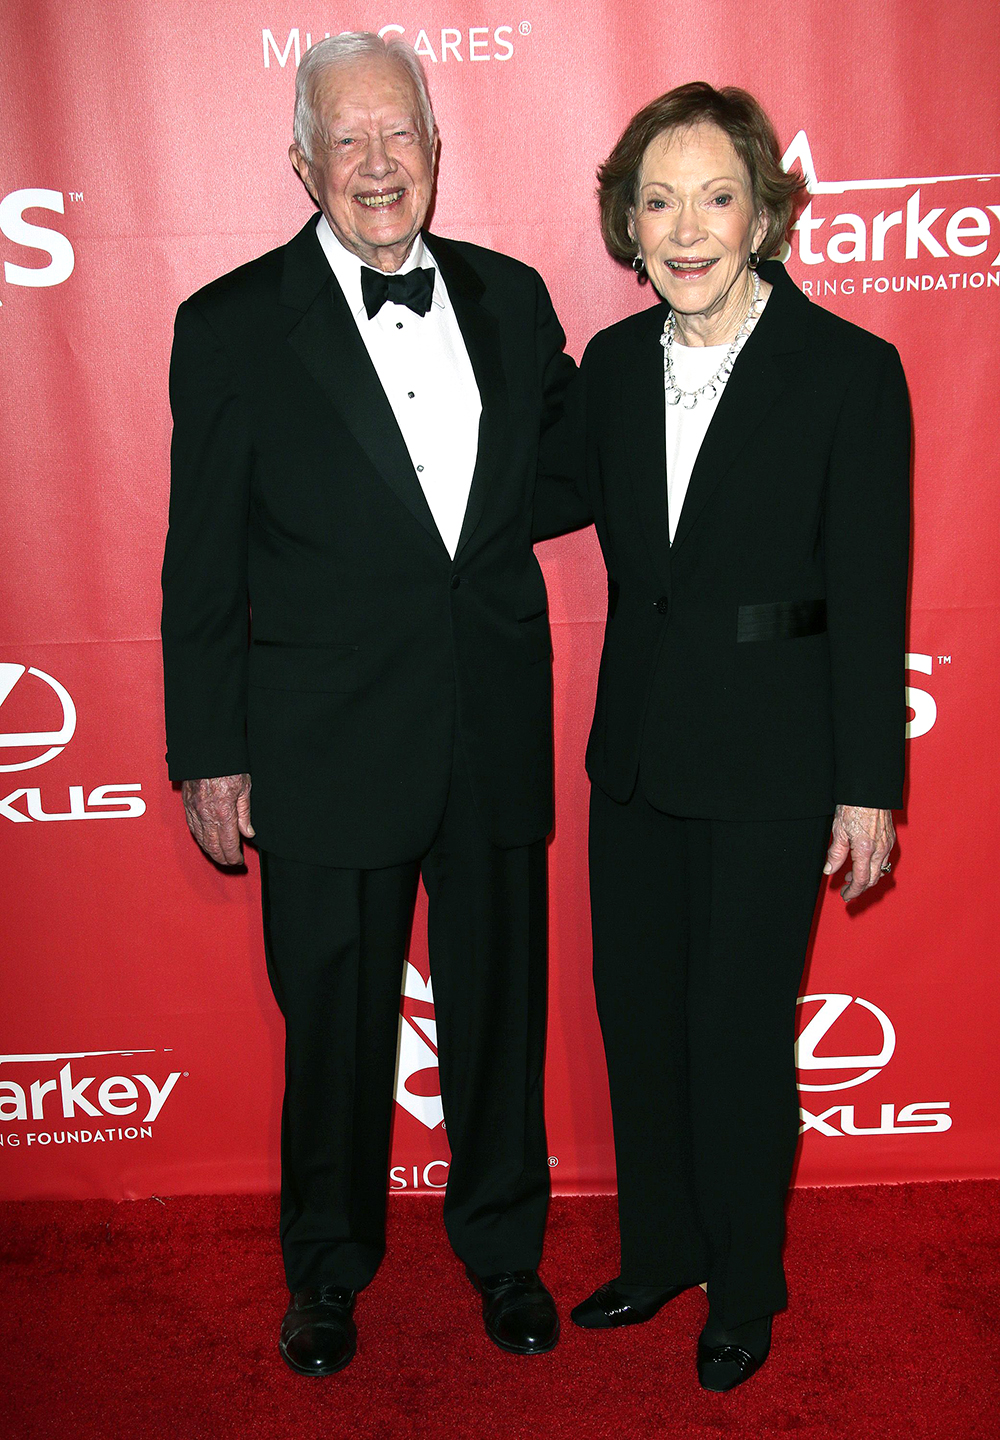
[536,261,911,819]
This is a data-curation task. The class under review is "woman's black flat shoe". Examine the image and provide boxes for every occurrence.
[571,1280,689,1329]
[696,1314,772,1391]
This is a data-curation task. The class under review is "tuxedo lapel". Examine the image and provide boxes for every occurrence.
[670,263,809,550]
[279,217,446,551]
[427,234,510,560]
[619,302,672,590]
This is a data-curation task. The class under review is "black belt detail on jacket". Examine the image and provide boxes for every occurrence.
[736,598,827,643]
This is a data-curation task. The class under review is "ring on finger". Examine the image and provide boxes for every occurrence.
[880,860,892,875]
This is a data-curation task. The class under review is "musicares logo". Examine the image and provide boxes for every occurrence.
[796,995,950,1137]
[395,962,443,1130]
[263,22,527,70]
[389,963,449,1189]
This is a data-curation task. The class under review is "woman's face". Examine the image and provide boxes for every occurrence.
[632,122,766,323]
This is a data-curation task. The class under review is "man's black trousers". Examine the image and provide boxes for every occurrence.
[588,781,831,1329]
[260,748,550,1292]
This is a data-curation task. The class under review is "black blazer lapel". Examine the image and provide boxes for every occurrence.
[671,262,809,550]
[426,234,510,560]
[279,217,446,551]
[620,302,672,590]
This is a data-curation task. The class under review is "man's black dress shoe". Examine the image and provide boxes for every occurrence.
[571,1279,690,1329]
[279,1285,357,1376]
[696,1313,772,1392]
[466,1267,559,1354]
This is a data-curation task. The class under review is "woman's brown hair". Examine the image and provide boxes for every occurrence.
[598,81,806,265]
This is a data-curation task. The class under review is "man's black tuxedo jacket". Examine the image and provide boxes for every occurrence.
[535,261,911,819]
[162,216,575,867]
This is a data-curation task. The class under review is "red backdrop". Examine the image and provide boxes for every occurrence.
[2,1,999,1201]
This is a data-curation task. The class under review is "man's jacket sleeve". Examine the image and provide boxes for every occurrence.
[161,300,253,782]
[530,270,593,542]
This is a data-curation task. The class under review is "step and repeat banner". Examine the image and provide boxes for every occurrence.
[2,1,999,1201]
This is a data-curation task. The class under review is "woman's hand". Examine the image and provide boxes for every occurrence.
[823,805,895,902]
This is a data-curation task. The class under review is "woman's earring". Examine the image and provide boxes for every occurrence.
[748,249,760,270]
[632,253,647,280]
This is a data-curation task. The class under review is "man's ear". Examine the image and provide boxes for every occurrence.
[289,144,319,204]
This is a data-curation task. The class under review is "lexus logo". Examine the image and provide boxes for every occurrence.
[0,664,76,772]
[795,994,896,1091]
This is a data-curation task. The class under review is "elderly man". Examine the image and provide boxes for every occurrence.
[161,33,574,1374]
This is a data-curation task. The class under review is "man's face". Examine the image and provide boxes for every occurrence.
[290,58,435,273]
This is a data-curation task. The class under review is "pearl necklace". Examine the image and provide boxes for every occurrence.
[660,270,762,409]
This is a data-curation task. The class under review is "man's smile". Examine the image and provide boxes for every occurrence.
[354,189,406,209]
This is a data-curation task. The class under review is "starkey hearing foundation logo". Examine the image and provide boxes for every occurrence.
[0,1049,185,1151]
[796,995,950,1138]
[778,131,1000,298]
[0,662,145,823]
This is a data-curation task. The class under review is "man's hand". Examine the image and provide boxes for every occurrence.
[181,774,254,866]
[823,804,895,902]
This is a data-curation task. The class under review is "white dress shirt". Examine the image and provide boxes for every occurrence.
[316,215,482,559]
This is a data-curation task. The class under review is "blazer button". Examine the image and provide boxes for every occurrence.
[451,576,462,590]
[655,596,670,615]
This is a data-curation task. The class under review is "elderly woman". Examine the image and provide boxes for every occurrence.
[537,83,910,1390]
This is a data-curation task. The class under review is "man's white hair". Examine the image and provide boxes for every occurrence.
[293,32,437,164]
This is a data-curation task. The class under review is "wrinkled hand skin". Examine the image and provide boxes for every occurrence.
[824,803,895,902]
[181,774,254,866]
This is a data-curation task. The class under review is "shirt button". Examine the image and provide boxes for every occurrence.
[655,596,670,615]
[451,576,462,590]
[396,321,404,329]
[407,391,415,399]
[416,465,424,473]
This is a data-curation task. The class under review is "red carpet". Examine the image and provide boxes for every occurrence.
[3,1183,997,1440]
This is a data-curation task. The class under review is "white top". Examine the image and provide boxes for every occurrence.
[664,291,769,542]
[664,341,729,542]
[316,214,482,559]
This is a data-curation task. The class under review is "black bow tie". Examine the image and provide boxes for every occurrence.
[360,265,436,319]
